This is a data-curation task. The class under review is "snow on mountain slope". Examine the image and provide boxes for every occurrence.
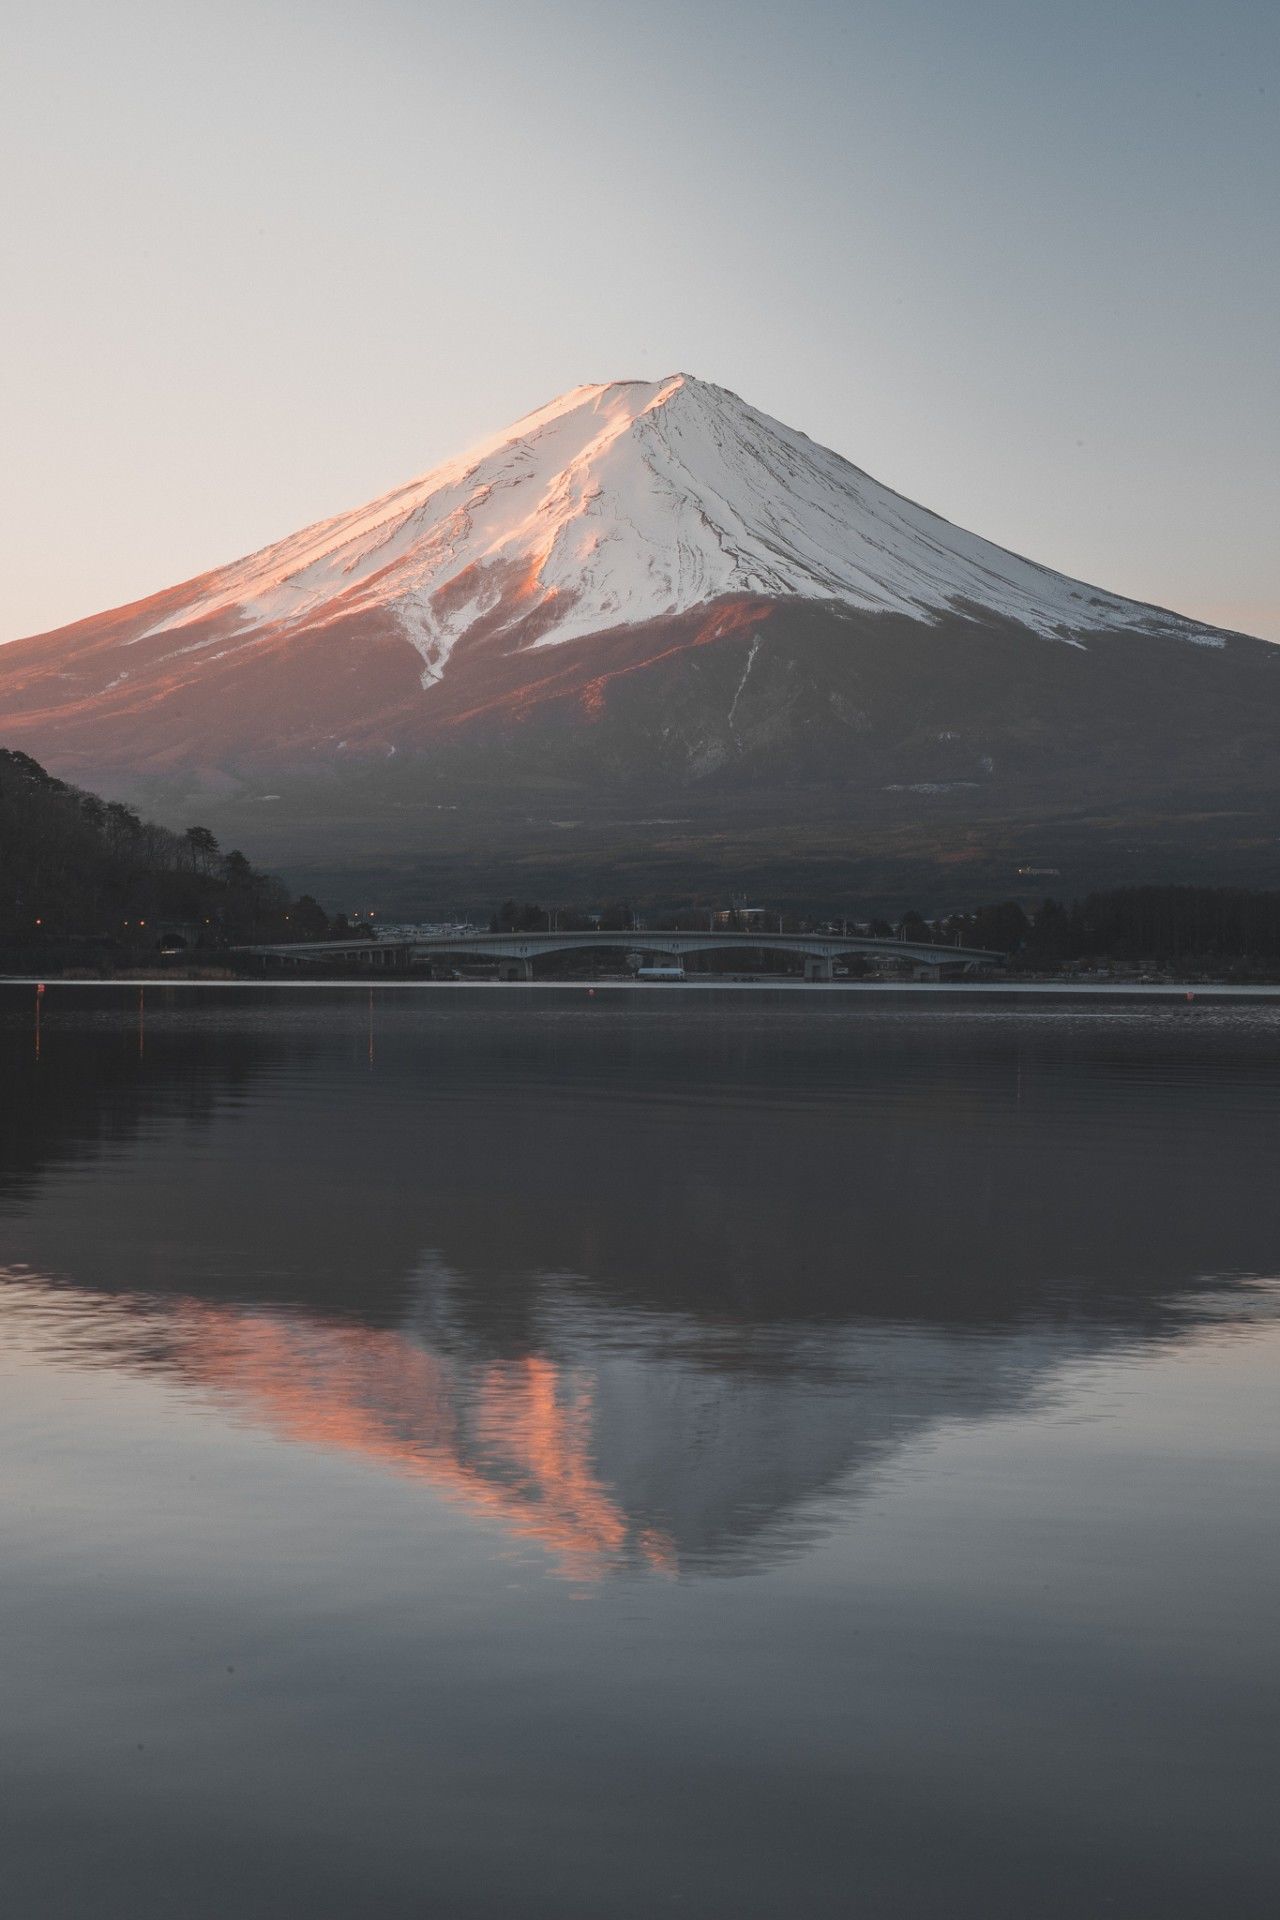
[131,373,1223,687]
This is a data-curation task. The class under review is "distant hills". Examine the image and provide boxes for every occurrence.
[1,374,1275,911]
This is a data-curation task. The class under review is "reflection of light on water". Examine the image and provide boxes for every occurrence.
[186,1313,679,1582]
[178,1308,675,1579]
[6,1262,1276,1586]
[0,1273,671,1582]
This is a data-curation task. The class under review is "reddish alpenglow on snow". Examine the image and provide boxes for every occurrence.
[0,374,1276,901]
[90,373,1231,671]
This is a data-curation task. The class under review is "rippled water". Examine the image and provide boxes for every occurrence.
[2,986,1278,1917]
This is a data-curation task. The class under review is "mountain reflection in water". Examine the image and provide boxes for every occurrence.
[3,989,1279,1581]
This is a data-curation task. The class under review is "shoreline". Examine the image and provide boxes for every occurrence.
[5,977,1280,1002]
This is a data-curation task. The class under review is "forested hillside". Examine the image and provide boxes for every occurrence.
[0,748,329,964]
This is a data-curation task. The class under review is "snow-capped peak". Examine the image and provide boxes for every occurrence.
[136,372,1223,683]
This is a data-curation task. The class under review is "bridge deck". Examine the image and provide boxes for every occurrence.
[239,929,1002,970]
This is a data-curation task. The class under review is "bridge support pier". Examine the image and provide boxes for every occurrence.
[804,955,833,982]
[499,959,533,982]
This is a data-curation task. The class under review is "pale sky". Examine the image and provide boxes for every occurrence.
[2,0,1276,643]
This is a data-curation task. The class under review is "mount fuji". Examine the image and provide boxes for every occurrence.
[2,374,1275,908]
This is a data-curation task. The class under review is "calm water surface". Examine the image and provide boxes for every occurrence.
[2,986,1278,1917]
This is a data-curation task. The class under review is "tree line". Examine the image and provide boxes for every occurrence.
[9,744,1275,974]
[932,890,1280,966]
[0,748,332,962]
[490,888,1280,971]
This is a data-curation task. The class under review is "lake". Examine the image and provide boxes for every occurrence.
[2,986,1277,1917]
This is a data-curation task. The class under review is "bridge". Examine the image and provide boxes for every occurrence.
[239,928,1003,980]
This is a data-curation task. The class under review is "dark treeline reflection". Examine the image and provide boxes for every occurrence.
[3,988,1278,1574]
